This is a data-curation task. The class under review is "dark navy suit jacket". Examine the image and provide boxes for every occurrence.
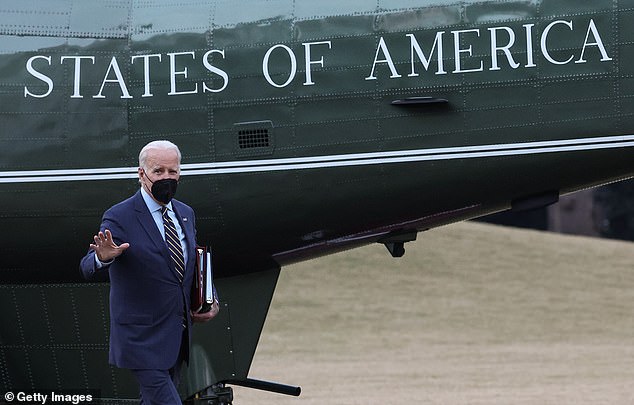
[80,190,197,370]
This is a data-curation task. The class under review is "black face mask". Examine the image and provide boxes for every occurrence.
[144,173,178,204]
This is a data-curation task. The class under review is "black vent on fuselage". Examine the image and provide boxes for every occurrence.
[233,120,275,157]
[238,128,270,149]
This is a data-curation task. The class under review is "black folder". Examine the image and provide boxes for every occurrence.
[192,246,216,313]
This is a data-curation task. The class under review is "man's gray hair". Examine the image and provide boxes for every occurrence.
[138,140,182,170]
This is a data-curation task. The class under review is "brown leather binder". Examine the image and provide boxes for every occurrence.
[191,246,216,313]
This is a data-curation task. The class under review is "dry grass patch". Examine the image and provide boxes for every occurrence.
[234,222,634,404]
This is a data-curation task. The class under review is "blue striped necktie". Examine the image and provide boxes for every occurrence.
[162,206,185,283]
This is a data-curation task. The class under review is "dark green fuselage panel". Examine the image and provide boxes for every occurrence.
[1,0,632,280]
[2,0,634,400]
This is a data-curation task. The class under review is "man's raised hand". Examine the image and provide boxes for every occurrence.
[90,229,130,262]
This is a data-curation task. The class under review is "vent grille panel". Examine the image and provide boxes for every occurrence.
[238,129,270,149]
[233,120,274,157]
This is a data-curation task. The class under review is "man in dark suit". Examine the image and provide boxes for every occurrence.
[80,140,218,404]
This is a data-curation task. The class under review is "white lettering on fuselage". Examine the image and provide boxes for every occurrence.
[365,19,611,80]
[23,18,611,99]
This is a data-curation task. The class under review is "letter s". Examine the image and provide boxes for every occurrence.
[202,49,229,93]
[24,55,53,98]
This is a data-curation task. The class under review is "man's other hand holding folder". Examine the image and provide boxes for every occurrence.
[191,246,220,323]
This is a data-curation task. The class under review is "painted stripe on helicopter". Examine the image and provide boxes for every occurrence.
[1,135,634,183]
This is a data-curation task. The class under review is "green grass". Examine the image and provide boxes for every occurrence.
[234,222,634,404]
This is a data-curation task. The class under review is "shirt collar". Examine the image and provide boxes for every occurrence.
[140,187,173,213]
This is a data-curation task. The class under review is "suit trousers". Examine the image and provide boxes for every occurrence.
[132,330,187,405]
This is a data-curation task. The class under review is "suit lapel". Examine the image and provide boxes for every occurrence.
[133,191,171,265]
